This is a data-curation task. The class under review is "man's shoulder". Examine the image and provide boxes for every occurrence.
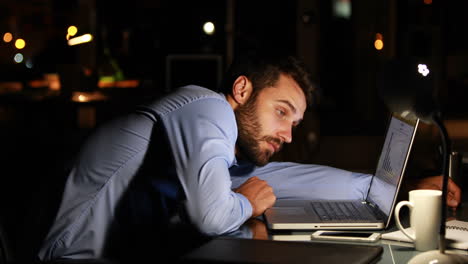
[146,85,231,117]
[168,85,224,101]
[177,84,222,96]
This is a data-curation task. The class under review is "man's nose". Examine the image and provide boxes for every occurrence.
[278,126,292,143]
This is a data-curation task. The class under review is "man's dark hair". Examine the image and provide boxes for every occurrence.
[218,53,316,107]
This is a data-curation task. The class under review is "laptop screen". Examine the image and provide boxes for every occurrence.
[366,114,419,217]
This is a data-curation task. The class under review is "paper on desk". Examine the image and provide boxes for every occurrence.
[381,220,468,250]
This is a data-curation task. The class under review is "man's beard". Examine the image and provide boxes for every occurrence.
[235,94,282,166]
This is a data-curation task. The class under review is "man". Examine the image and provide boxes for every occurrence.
[38,54,461,262]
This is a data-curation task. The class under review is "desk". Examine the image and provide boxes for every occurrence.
[192,196,465,264]
[226,201,468,264]
[181,172,468,263]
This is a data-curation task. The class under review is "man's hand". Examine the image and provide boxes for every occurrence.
[411,175,462,209]
[233,176,276,217]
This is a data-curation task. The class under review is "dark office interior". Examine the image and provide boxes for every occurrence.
[1,0,468,263]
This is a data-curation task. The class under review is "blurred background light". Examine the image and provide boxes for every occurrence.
[15,38,26,49]
[77,94,88,102]
[374,33,384,50]
[67,25,78,40]
[68,34,93,46]
[418,63,430,76]
[333,0,351,19]
[14,53,24,63]
[374,39,384,50]
[203,21,215,35]
[25,59,33,69]
[3,32,13,43]
[67,26,78,36]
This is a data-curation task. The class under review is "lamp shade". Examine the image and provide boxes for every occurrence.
[377,58,439,123]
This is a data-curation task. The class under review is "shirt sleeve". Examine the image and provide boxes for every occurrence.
[230,161,373,201]
[160,97,252,235]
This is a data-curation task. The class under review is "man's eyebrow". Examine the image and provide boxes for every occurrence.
[277,99,297,114]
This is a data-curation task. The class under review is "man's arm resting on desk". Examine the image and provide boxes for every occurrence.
[233,176,276,218]
[406,175,461,209]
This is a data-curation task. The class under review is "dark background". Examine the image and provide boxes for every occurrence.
[1,0,468,262]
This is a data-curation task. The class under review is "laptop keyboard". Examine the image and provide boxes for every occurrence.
[311,201,377,221]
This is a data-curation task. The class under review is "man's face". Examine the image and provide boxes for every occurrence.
[235,74,307,166]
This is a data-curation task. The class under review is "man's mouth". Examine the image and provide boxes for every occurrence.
[267,141,281,153]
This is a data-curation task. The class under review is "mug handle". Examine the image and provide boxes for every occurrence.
[394,201,415,241]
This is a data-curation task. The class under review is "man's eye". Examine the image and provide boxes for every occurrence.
[276,109,286,117]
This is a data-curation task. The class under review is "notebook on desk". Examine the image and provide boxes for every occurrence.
[264,113,419,230]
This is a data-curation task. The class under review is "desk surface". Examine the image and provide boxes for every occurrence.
[221,200,468,264]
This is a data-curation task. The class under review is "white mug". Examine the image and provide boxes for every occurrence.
[394,189,442,251]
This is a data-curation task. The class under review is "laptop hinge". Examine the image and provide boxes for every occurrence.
[363,201,378,209]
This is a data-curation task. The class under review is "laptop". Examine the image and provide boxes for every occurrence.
[264,112,419,230]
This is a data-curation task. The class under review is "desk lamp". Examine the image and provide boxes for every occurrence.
[378,59,468,264]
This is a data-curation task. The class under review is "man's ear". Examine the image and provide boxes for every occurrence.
[232,76,252,105]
